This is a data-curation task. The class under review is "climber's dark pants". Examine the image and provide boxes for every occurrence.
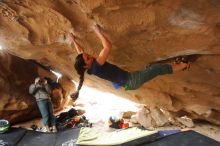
[125,63,173,90]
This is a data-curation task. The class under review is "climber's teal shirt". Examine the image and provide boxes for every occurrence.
[87,59,129,88]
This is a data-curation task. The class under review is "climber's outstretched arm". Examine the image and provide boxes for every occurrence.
[94,25,112,65]
[69,33,84,54]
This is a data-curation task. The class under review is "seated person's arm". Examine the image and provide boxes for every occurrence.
[29,84,42,95]
[29,84,36,95]
[45,84,51,94]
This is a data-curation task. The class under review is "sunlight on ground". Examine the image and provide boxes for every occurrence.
[73,84,139,127]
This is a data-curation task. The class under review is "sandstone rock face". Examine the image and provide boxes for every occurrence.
[131,106,171,129]
[0,0,220,125]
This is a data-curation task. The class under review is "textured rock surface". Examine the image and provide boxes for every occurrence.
[0,53,72,123]
[0,0,220,124]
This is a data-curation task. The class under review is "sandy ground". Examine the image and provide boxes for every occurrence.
[15,86,220,142]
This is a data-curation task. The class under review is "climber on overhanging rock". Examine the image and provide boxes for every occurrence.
[69,24,190,100]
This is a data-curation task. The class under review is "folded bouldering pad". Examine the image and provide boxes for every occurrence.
[76,127,159,146]
[0,127,80,146]
[140,130,220,146]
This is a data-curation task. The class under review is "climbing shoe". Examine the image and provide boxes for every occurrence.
[174,56,191,71]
